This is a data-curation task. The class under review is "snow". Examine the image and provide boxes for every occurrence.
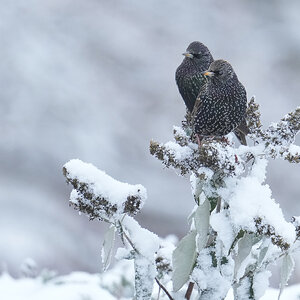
[192,249,232,300]
[100,260,134,298]
[156,235,176,272]
[225,286,300,300]
[1,263,300,300]
[20,258,38,278]
[164,141,194,160]
[0,272,117,300]
[115,247,132,260]
[253,270,272,299]
[288,144,300,156]
[122,216,159,259]
[222,159,296,245]
[157,235,176,263]
[64,159,147,212]
[210,211,235,254]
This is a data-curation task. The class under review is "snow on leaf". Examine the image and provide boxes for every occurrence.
[223,160,296,246]
[102,225,116,271]
[134,256,156,300]
[172,230,197,292]
[210,211,235,254]
[63,159,147,220]
[194,200,210,251]
[257,238,270,267]
[122,216,159,260]
[278,254,295,300]
[234,233,260,279]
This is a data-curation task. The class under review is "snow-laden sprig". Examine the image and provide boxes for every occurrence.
[150,128,244,177]
[150,97,300,180]
[63,159,146,221]
[150,98,300,299]
[63,159,173,300]
[247,97,300,162]
[62,97,300,300]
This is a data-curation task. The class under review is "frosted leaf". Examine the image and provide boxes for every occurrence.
[101,225,116,271]
[210,211,234,254]
[172,230,197,292]
[257,238,270,267]
[234,233,260,279]
[63,159,147,220]
[194,200,210,251]
[253,270,271,299]
[278,254,295,299]
[122,216,159,260]
[134,256,156,300]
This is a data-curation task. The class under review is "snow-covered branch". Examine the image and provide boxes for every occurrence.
[150,130,243,177]
[150,98,300,180]
[149,98,300,299]
[62,159,168,300]
[247,97,300,162]
[62,97,300,300]
[63,159,146,221]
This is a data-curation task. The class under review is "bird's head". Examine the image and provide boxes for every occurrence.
[202,60,237,83]
[182,41,213,62]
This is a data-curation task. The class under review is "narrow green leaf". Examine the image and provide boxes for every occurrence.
[234,233,256,279]
[172,230,197,292]
[278,254,295,300]
[194,199,210,251]
[101,225,116,271]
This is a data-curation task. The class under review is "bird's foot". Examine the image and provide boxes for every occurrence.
[196,134,203,148]
[221,136,230,144]
[235,154,239,163]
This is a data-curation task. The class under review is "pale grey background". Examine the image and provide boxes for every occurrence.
[0,0,299,284]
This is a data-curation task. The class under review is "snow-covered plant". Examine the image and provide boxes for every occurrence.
[63,97,300,300]
[63,160,161,300]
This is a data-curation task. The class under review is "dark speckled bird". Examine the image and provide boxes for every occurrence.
[176,42,248,145]
[175,41,214,112]
[192,60,248,145]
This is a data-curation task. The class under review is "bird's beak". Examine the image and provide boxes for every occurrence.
[182,52,193,58]
[202,71,214,77]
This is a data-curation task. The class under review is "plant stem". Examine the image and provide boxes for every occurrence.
[155,278,174,300]
[185,282,195,299]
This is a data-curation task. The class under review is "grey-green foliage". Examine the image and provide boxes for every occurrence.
[150,98,300,300]
[63,98,300,300]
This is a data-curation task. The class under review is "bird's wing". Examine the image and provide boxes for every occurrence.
[191,94,203,126]
[236,118,250,135]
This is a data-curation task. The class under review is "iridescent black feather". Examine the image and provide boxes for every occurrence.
[176,42,248,145]
[193,60,248,142]
[175,41,214,112]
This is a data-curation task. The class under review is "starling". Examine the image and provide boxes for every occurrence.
[176,42,248,145]
[192,60,248,145]
[175,41,214,112]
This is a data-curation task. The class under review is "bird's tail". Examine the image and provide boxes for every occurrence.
[234,119,249,146]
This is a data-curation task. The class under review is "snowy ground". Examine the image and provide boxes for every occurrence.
[1,267,299,300]
[1,0,300,285]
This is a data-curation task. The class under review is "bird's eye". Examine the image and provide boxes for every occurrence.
[193,53,201,59]
[214,70,222,76]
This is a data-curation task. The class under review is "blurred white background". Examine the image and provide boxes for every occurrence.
[0,0,299,285]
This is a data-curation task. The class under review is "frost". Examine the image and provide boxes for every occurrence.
[223,160,296,246]
[172,230,197,292]
[253,270,272,299]
[164,141,194,161]
[65,159,146,206]
[122,216,159,259]
[63,159,147,220]
[60,98,300,300]
[211,211,234,254]
[102,225,116,271]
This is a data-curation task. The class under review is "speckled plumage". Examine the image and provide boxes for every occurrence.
[193,60,247,141]
[175,41,214,112]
